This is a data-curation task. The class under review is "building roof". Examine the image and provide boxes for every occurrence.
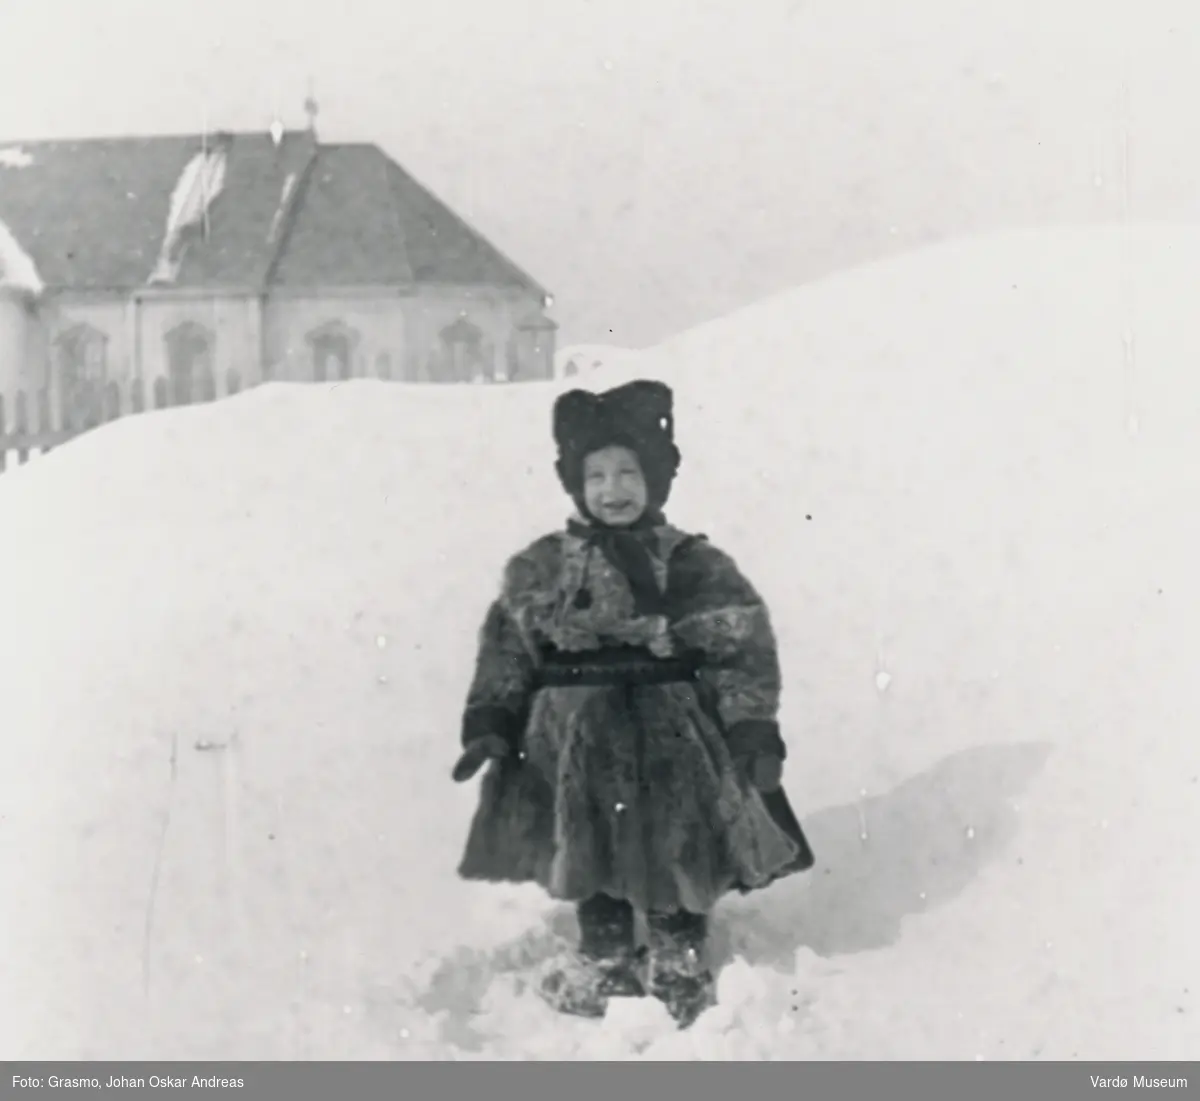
[0,130,548,296]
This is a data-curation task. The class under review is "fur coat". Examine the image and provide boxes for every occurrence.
[455,516,814,915]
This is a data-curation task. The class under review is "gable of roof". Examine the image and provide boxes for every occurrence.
[0,132,550,298]
[385,156,546,293]
[270,143,548,295]
[266,144,414,287]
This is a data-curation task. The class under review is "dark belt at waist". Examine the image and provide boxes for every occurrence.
[534,645,701,688]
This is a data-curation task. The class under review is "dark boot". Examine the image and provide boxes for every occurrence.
[646,908,715,1029]
[540,893,646,1018]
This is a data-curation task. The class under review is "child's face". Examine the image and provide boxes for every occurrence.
[582,445,649,526]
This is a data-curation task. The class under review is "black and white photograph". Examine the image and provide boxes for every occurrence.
[1,0,1198,1066]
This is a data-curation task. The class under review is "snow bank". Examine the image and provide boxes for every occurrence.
[554,343,654,380]
[2,225,1199,1060]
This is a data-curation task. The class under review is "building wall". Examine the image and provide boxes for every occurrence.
[1,291,125,425]
[137,294,262,392]
[4,282,556,427]
[0,288,34,398]
[45,297,131,383]
[25,293,261,417]
[263,292,407,382]
[263,285,556,383]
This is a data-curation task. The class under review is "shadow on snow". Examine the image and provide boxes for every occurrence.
[392,740,1053,1052]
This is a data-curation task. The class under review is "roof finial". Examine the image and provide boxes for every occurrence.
[270,79,284,146]
[303,79,319,139]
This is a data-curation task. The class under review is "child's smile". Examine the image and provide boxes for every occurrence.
[598,499,637,521]
[582,445,649,527]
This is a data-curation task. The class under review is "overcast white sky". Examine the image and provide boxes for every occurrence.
[3,0,1199,345]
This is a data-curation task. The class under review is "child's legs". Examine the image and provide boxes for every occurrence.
[646,908,707,950]
[576,892,637,959]
[645,907,714,1025]
[543,892,646,1007]
[648,911,710,993]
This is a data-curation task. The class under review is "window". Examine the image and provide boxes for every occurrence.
[305,320,360,383]
[439,317,484,384]
[165,320,214,405]
[513,314,557,381]
[55,322,108,426]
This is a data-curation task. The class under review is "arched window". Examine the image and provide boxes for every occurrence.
[55,322,108,427]
[439,316,485,384]
[511,314,557,381]
[164,320,214,405]
[305,319,360,383]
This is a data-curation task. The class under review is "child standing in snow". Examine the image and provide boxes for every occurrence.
[451,379,814,1028]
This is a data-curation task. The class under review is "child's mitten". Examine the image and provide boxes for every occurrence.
[742,753,784,792]
[452,704,522,782]
[451,734,512,782]
[726,719,787,792]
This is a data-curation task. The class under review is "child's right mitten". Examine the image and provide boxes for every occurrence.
[451,704,521,782]
[451,734,512,782]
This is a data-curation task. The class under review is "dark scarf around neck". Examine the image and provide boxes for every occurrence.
[567,512,665,617]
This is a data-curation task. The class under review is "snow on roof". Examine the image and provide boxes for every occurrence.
[0,216,44,294]
[0,146,34,169]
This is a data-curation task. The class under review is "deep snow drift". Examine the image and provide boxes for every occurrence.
[2,225,1199,1061]
[555,344,643,380]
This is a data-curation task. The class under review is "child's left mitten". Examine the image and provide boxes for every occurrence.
[726,719,787,793]
[743,753,783,792]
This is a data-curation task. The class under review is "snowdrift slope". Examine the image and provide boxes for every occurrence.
[2,225,1199,1060]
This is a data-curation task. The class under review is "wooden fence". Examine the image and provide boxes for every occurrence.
[0,368,246,474]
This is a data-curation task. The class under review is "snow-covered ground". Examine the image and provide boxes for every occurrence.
[2,224,1199,1061]
[554,343,645,380]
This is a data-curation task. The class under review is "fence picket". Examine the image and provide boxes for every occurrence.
[104,381,121,422]
[14,391,29,465]
[37,390,52,456]
[2,366,351,475]
[58,387,73,436]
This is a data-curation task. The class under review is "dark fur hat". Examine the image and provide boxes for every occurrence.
[552,379,682,510]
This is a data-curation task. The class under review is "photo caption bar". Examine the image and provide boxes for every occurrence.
[2,1061,1196,1101]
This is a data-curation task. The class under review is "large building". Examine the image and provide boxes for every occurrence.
[0,122,556,425]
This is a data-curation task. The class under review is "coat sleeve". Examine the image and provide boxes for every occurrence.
[667,538,788,762]
[459,552,542,752]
